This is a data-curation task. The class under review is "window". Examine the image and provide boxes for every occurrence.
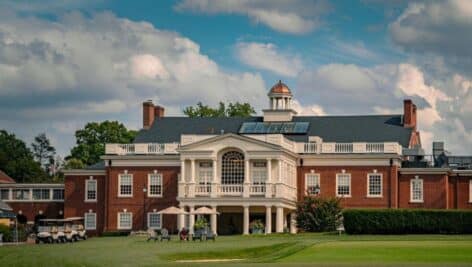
[86,180,97,201]
[148,173,162,197]
[198,162,213,185]
[0,189,9,200]
[367,174,382,197]
[147,213,162,229]
[469,179,471,203]
[84,213,96,230]
[118,212,132,229]
[118,173,133,197]
[32,189,50,200]
[12,189,30,200]
[410,177,424,203]
[221,151,245,185]
[305,173,320,195]
[252,162,267,185]
[336,173,351,197]
[53,189,64,200]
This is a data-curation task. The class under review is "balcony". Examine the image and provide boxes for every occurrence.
[296,142,402,155]
[105,143,179,155]
[178,183,296,200]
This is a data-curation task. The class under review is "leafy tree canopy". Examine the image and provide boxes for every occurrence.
[183,102,255,118]
[68,121,137,167]
[0,130,47,182]
[32,133,56,172]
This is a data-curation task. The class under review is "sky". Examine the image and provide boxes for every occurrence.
[0,0,471,157]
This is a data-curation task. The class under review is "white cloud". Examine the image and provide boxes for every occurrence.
[292,99,325,116]
[174,0,331,34]
[0,11,267,155]
[236,42,303,77]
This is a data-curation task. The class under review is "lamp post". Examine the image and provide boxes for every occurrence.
[143,185,147,230]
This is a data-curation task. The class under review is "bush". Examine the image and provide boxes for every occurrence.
[296,196,342,232]
[343,209,472,234]
[194,217,208,231]
[0,224,13,242]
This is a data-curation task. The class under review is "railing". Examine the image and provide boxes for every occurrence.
[195,184,211,195]
[105,143,179,155]
[249,185,266,195]
[297,142,402,155]
[217,185,243,196]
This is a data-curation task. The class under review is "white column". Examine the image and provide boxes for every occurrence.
[267,159,272,183]
[189,206,195,235]
[190,159,195,183]
[212,160,217,183]
[278,160,283,183]
[211,159,218,198]
[243,205,249,235]
[290,212,297,234]
[244,159,250,183]
[265,205,272,234]
[180,160,185,182]
[276,206,284,233]
[178,206,185,231]
[211,206,217,235]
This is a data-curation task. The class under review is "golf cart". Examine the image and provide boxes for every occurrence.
[66,217,87,240]
[62,218,80,242]
[36,219,66,244]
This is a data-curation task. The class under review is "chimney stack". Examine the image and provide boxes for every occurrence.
[143,100,165,129]
[403,99,417,129]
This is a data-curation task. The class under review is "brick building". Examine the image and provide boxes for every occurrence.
[1,81,471,235]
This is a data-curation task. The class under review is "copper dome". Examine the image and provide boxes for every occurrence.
[269,80,292,96]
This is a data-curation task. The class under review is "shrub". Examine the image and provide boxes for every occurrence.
[296,196,342,232]
[194,217,208,231]
[343,209,472,234]
[0,224,13,242]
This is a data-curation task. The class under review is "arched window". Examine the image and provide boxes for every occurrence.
[221,151,245,184]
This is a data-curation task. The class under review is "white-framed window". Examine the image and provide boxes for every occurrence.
[469,179,472,203]
[32,189,50,200]
[221,151,245,185]
[53,189,64,200]
[147,212,162,229]
[367,173,382,197]
[85,179,97,201]
[0,189,10,200]
[336,173,351,197]
[252,161,267,185]
[118,173,133,197]
[305,173,320,195]
[148,173,163,197]
[198,162,213,185]
[84,212,96,230]
[12,189,30,200]
[410,177,424,203]
[118,212,132,230]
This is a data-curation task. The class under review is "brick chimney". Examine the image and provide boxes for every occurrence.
[403,99,417,129]
[143,100,165,129]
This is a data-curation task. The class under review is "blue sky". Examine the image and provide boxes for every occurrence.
[0,0,471,156]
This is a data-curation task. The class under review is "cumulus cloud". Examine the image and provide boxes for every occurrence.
[0,11,267,155]
[390,0,472,72]
[236,42,303,77]
[174,0,332,34]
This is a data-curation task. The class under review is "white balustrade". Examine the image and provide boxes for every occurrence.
[105,143,179,155]
[217,185,243,196]
[335,143,353,153]
[249,185,266,195]
[195,184,211,195]
[366,143,384,153]
[296,142,402,155]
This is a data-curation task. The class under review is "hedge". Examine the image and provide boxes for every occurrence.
[343,209,472,234]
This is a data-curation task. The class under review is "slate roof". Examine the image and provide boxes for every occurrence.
[84,161,105,170]
[134,115,413,147]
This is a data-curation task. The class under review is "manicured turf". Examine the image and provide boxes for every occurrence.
[0,234,471,266]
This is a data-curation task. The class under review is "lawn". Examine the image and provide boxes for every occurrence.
[0,234,471,266]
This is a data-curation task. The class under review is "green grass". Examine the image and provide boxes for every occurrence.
[0,234,471,266]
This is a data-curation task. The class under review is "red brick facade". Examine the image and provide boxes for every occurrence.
[8,202,63,223]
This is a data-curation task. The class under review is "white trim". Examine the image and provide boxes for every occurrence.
[118,173,133,197]
[305,173,320,195]
[85,179,97,202]
[147,172,163,197]
[84,212,96,230]
[469,179,472,203]
[336,173,351,197]
[147,212,162,229]
[367,173,383,198]
[410,176,424,203]
[117,212,132,230]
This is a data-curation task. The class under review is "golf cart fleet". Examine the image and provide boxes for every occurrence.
[36,217,87,244]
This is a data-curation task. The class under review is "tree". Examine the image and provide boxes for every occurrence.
[68,121,137,166]
[63,158,85,170]
[296,196,342,232]
[31,133,56,172]
[183,102,255,118]
[0,130,46,183]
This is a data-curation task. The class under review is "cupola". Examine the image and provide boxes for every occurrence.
[263,80,297,122]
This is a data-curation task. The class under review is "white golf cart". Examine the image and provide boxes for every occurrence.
[65,217,87,241]
[36,219,66,244]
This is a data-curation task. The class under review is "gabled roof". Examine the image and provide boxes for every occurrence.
[179,133,284,151]
[133,114,413,147]
[0,170,15,184]
[0,200,13,211]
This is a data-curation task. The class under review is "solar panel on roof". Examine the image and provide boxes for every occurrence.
[239,122,309,134]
